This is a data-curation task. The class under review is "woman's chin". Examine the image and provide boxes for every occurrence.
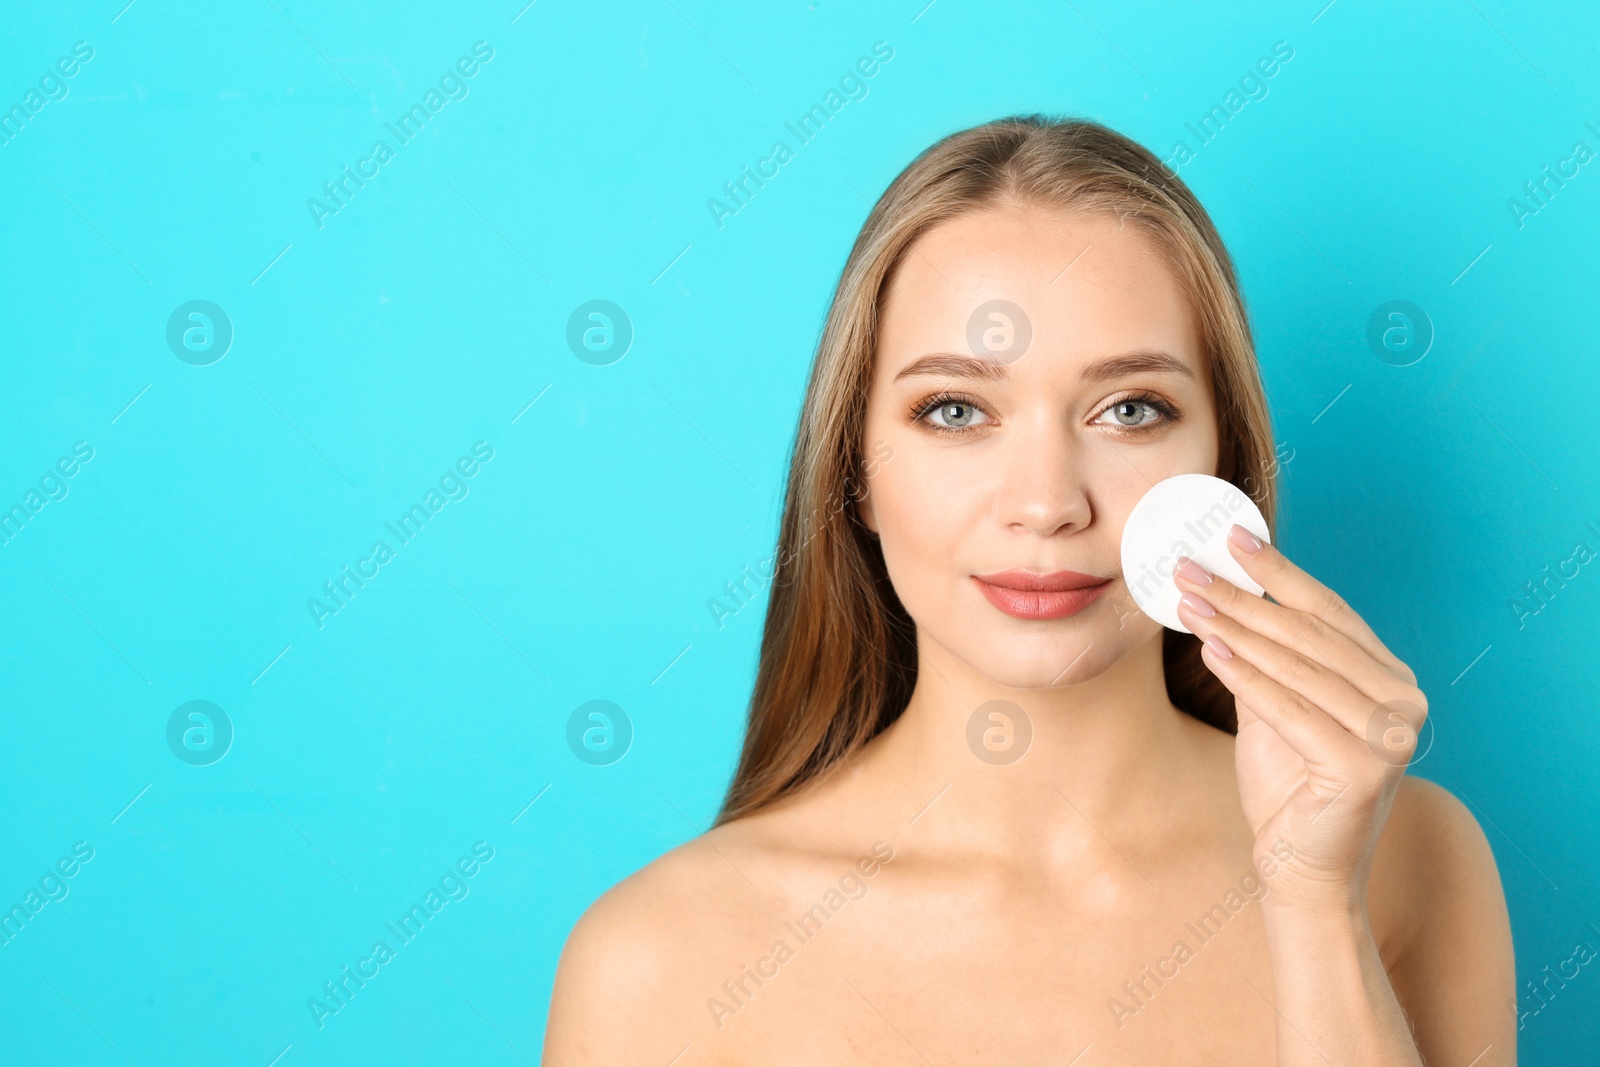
[946,636,1123,691]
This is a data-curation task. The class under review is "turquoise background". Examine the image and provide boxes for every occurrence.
[2,0,1597,1062]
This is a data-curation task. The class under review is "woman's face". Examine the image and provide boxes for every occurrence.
[859,201,1220,687]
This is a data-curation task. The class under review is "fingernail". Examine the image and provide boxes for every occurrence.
[1174,556,1213,585]
[1204,634,1233,659]
[1179,591,1216,618]
[1229,524,1263,553]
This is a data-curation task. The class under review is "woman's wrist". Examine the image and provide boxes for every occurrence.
[1260,891,1371,952]
[1260,887,1376,970]
[1259,862,1370,923]
[1263,883,1366,919]
[1256,891,1426,1067]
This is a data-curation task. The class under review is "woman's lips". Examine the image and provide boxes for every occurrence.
[971,570,1112,621]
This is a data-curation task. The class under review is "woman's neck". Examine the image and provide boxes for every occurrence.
[856,630,1223,877]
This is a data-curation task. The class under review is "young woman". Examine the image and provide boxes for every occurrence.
[544,115,1516,1065]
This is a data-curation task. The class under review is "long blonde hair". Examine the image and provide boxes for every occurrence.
[714,114,1278,827]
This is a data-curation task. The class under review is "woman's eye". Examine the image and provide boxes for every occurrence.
[1096,399,1163,429]
[924,400,988,429]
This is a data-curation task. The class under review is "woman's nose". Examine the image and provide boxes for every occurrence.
[994,417,1093,537]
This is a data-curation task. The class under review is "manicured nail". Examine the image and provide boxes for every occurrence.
[1204,634,1233,659]
[1179,591,1216,618]
[1174,556,1213,585]
[1229,524,1263,553]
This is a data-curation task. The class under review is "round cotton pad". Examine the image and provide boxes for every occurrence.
[1119,473,1272,633]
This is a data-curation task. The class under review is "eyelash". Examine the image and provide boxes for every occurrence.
[908,390,1183,435]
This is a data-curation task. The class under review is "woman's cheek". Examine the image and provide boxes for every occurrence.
[884,468,978,582]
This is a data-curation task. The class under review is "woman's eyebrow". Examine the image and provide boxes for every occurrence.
[1078,351,1196,383]
[892,353,1008,382]
[891,350,1196,383]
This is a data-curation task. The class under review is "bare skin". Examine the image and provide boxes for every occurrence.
[544,203,1516,1065]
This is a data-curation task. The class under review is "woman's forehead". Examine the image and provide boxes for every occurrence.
[877,207,1204,383]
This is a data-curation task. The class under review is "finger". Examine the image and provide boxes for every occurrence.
[1178,590,1415,741]
[1197,638,1368,772]
[1173,561,1419,708]
[1223,526,1412,682]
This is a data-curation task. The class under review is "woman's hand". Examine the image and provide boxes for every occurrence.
[1173,523,1428,914]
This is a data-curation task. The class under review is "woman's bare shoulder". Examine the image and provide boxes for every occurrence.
[1370,775,1508,943]
[1369,774,1517,1063]
[541,806,832,1064]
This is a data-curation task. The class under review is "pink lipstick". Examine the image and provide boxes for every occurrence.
[971,569,1111,621]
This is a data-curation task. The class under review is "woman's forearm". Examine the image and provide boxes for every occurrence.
[1261,900,1426,1067]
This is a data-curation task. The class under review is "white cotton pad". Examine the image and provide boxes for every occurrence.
[1119,473,1272,633]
